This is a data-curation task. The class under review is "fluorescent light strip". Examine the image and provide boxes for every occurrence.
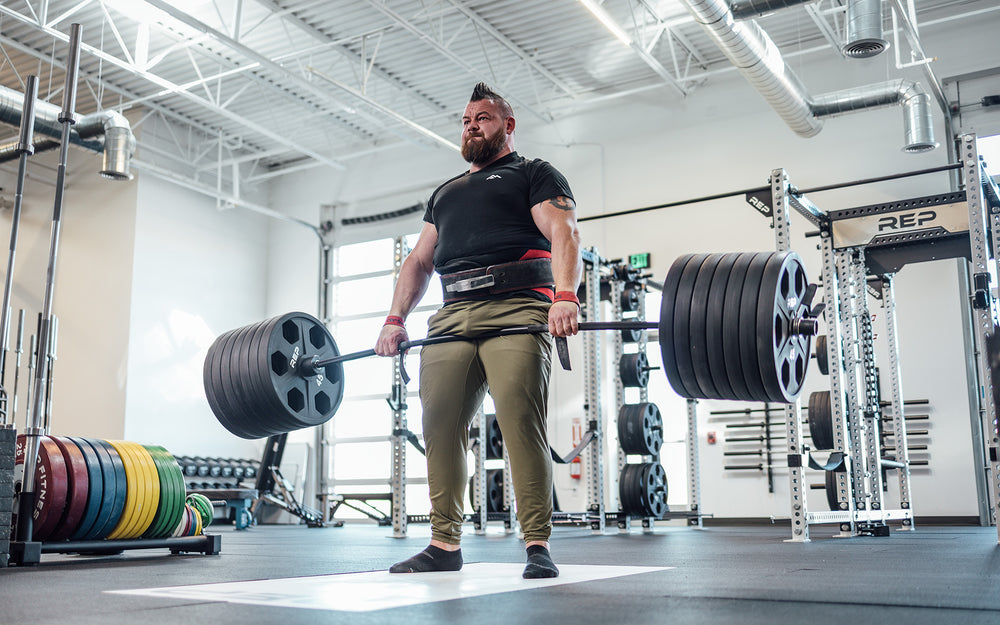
[579,0,632,45]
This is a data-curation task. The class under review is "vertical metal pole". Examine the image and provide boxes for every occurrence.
[502,443,516,534]
[881,275,914,529]
[315,239,332,520]
[390,236,408,538]
[960,135,1000,539]
[0,76,38,415]
[771,169,809,542]
[583,250,605,533]
[838,251,870,524]
[473,408,487,534]
[821,240,855,536]
[685,398,702,528]
[610,276,627,533]
[855,257,886,524]
[17,24,82,544]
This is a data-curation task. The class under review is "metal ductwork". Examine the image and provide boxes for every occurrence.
[843,0,888,58]
[681,0,823,137]
[681,0,935,151]
[811,80,937,152]
[0,84,135,179]
[729,0,816,20]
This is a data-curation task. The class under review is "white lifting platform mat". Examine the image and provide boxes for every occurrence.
[111,563,672,612]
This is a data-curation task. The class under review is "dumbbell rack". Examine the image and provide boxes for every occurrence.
[768,133,1000,541]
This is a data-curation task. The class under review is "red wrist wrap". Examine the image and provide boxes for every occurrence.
[384,315,406,328]
[553,291,581,308]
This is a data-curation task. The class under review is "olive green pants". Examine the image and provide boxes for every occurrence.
[419,297,553,545]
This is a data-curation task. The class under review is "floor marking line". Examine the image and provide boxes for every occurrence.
[109,563,673,612]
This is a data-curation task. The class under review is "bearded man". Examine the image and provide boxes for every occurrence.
[375,82,581,579]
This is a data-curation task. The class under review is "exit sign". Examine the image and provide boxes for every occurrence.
[629,252,651,269]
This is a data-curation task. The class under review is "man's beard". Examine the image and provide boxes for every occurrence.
[461,125,507,164]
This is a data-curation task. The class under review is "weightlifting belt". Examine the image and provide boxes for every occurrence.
[441,258,554,303]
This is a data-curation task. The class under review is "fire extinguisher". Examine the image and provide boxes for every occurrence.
[570,420,582,479]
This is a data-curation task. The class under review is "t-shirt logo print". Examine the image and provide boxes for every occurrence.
[486,174,502,180]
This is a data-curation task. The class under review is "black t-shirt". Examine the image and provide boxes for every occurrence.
[424,152,574,275]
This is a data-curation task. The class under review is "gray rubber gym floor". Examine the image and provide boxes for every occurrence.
[3,522,1000,624]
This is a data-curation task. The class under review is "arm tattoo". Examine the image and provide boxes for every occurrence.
[549,196,575,212]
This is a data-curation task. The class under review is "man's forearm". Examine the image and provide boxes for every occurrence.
[388,256,434,319]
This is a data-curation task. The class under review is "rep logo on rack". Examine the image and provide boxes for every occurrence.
[876,209,937,231]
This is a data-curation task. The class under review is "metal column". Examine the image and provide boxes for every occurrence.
[837,251,871,520]
[582,249,606,533]
[960,135,1000,538]
[771,169,809,541]
[685,398,703,528]
[881,275,914,529]
[390,236,408,537]
[819,237,855,535]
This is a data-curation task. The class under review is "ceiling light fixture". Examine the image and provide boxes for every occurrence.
[578,0,633,46]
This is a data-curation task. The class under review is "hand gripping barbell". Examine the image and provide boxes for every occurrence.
[203,251,820,439]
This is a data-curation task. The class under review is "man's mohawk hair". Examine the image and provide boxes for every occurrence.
[469,82,513,118]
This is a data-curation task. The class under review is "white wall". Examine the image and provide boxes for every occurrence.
[263,16,1000,520]
[123,171,270,460]
[0,146,137,440]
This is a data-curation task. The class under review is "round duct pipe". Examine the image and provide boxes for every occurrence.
[843,0,888,58]
[902,92,937,153]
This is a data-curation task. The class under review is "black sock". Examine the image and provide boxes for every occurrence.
[523,545,559,579]
[389,545,463,573]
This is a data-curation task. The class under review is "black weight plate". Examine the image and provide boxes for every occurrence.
[673,253,710,398]
[486,469,504,513]
[825,469,841,511]
[808,390,834,450]
[618,464,637,515]
[231,320,283,439]
[621,284,641,312]
[660,255,697,398]
[642,403,664,456]
[204,328,250,438]
[230,321,283,439]
[689,253,726,399]
[722,253,757,402]
[617,404,641,454]
[738,253,771,402]
[267,312,343,432]
[815,334,829,375]
[621,327,643,343]
[204,328,247,436]
[705,253,739,400]
[66,437,103,541]
[756,252,811,403]
[485,414,504,460]
[619,352,649,388]
[88,438,128,539]
[642,462,668,518]
[250,317,303,438]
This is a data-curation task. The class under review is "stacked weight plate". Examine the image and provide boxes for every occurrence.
[203,312,345,439]
[13,435,186,542]
[1,428,15,567]
[660,251,813,403]
[618,462,668,518]
[617,403,663,456]
[808,391,835,450]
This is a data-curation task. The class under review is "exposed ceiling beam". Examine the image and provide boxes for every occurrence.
[364,0,553,123]
[0,3,347,169]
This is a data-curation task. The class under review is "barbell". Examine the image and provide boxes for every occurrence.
[203,251,819,439]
